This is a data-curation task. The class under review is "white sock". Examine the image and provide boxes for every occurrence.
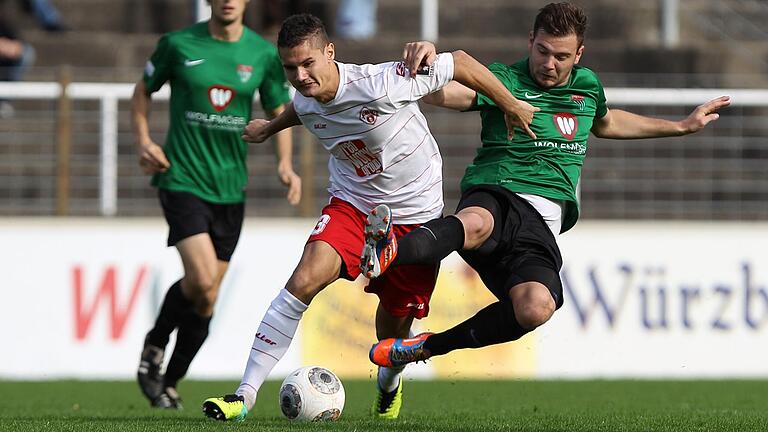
[376,328,413,393]
[235,289,308,409]
[377,365,405,393]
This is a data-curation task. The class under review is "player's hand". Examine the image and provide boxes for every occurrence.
[504,100,540,140]
[278,165,302,206]
[403,41,437,77]
[242,118,272,143]
[0,37,23,59]
[680,96,730,134]
[137,141,170,174]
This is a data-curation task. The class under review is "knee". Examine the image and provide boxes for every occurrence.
[185,272,216,295]
[197,289,218,314]
[511,285,556,330]
[285,269,325,305]
[517,308,551,330]
[183,273,218,312]
[457,210,493,249]
[514,299,555,329]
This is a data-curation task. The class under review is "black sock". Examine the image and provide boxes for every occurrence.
[145,280,192,349]
[393,216,464,266]
[423,300,530,356]
[163,311,212,389]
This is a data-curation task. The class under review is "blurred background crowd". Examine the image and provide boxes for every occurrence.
[0,0,766,223]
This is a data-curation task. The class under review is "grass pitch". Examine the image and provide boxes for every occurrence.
[1,380,767,431]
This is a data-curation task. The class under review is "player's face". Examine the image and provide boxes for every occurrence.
[280,40,337,102]
[209,0,248,25]
[527,29,584,88]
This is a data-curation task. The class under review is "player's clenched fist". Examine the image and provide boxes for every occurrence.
[138,142,170,174]
[242,118,272,143]
[402,41,437,77]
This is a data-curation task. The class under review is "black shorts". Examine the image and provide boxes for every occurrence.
[158,188,244,261]
[456,185,564,309]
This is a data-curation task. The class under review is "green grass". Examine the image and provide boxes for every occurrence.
[1,380,767,431]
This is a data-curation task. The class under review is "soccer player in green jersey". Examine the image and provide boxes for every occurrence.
[365,2,731,368]
[131,0,301,408]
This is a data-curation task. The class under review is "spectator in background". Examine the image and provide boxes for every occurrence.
[0,0,67,117]
[335,0,377,40]
[0,0,68,31]
[0,19,33,82]
[0,16,35,118]
[21,0,67,32]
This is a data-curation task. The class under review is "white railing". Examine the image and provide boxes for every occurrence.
[0,82,168,216]
[421,0,439,41]
[0,82,766,216]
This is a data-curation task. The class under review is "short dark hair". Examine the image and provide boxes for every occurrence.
[277,13,330,49]
[533,2,588,46]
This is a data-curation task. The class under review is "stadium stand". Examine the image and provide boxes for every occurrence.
[0,0,766,219]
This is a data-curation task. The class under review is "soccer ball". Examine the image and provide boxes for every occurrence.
[278,366,345,422]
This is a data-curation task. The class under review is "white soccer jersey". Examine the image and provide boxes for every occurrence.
[292,53,455,224]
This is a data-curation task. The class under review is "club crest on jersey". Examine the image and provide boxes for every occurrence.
[208,85,236,112]
[571,94,586,110]
[396,62,406,77]
[359,107,379,125]
[553,113,578,140]
[237,64,253,83]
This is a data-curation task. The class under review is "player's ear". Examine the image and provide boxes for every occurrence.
[325,43,335,61]
[574,45,584,64]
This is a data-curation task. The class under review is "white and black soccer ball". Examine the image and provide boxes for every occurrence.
[278,366,345,422]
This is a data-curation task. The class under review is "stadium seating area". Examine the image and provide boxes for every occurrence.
[1,0,766,218]
[16,0,768,86]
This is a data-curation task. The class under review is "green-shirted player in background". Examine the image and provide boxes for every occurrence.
[364,2,731,368]
[131,0,301,408]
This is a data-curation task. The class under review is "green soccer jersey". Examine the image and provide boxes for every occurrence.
[462,58,608,233]
[143,22,291,204]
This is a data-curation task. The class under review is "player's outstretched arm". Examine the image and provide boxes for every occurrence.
[403,41,538,140]
[451,49,539,139]
[421,81,477,111]
[591,96,731,139]
[266,104,301,206]
[241,102,301,143]
[131,79,170,174]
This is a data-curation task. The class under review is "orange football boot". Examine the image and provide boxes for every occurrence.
[369,332,434,367]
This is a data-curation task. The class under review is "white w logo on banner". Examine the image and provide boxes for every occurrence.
[553,113,578,140]
[208,85,236,112]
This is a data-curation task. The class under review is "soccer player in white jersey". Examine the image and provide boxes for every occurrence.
[202,13,537,422]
